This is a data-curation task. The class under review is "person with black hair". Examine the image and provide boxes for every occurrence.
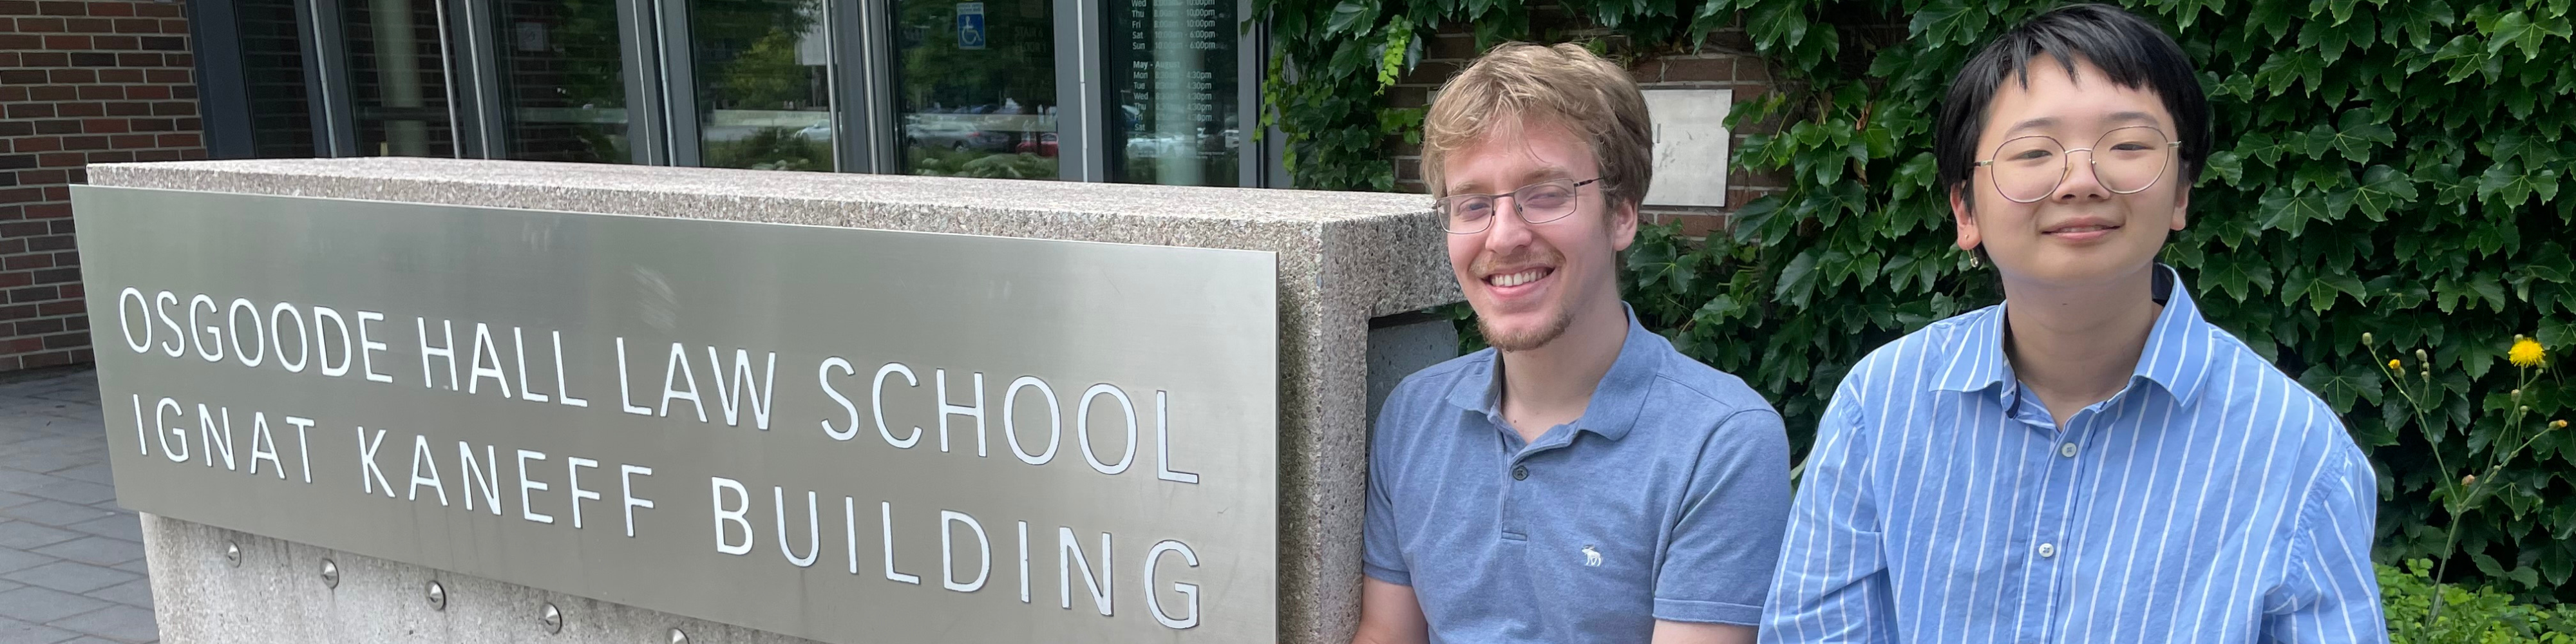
[1759,5,2386,643]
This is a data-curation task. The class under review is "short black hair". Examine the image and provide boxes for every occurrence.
[1935,4,2210,207]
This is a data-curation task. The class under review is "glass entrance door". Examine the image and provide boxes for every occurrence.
[889,0,1057,179]
[496,0,631,164]
[1101,0,1239,186]
[343,0,456,156]
[691,0,837,171]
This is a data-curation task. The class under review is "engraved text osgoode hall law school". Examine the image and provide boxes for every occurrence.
[73,185,1280,643]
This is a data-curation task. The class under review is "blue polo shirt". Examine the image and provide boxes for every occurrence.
[1363,307,1793,643]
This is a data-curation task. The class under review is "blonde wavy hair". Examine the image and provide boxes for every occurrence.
[1420,42,1653,211]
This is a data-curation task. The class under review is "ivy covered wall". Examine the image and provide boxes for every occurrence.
[1256,0,2576,603]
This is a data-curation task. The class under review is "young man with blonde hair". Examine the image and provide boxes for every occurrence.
[1353,42,1791,644]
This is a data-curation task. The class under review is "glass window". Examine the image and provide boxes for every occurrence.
[1103,0,1238,186]
[498,0,630,163]
[343,0,457,156]
[691,0,835,171]
[237,0,316,158]
[891,0,1057,179]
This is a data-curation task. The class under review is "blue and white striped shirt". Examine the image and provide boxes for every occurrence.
[1761,266,2386,644]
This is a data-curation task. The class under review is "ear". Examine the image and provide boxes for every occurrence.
[2169,182,2191,231]
[1610,199,1640,252]
[1950,182,1982,252]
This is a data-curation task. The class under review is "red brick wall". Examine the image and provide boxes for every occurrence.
[1390,16,1791,239]
[0,0,203,370]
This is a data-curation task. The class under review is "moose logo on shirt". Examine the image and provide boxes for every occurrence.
[1582,545,1603,567]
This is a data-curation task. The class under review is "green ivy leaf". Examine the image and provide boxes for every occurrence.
[2259,187,2328,235]
[1884,254,1921,293]
[2202,150,2246,186]
[2331,110,2398,162]
[2541,318,2576,349]
[2255,51,2327,96]
[1774,249,1820,307]
[2300,362,2385,411]
[2483,10,2545,59]
[1627,234,1696,294]
[1891,152,1938,202]
[2379,0,2456,48]
[2250,0,2298,38]
[1325,1,1375,35]
[1694,293,1748,325]
[2476,159,2563,208]
[1909,2,1989,45]
[2354,164,2420,219]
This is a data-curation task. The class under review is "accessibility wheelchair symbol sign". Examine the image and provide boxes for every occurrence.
[956,3,987,50]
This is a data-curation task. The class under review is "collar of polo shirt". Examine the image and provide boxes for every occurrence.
[1440,304,1660,441]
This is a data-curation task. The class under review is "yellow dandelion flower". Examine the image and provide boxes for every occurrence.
[2387,359,2401,370]
[2509,337,2545,368]
[2556,420,2570,429]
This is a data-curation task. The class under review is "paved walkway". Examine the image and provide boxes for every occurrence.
[0,366,158,644]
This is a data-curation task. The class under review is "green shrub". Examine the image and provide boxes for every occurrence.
[2384,560,2576,643]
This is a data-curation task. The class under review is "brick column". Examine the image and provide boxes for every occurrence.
[0,0,205,370]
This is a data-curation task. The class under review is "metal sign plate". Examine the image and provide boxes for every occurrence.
[74,185,1278,643]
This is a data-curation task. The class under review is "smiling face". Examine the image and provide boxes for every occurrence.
[1953,57,2189,290]
[1443,117,1638,352]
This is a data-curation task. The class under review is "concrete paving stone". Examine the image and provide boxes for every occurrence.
[0,410,85,430]
[103,560,142,576]
[0,550,52,574]
[0,404,53,419]
[19,423,95,439]
[29,537,141,567]
[0,617,77,644]
[0,520,80,550]
[0,586,112,624]
[40,605,153,643]
[0,493,32,509]
[45,466,109,487]
[17,480,112,507]
[40,447,105,465]
[1,560,140,594]
[0,471,62,491]
[79,578,149,609]
[0,426,54,446]
[0,453,88,475]
[31,388,99,404]
[0,502,111,529]
[57,518,138,544]
[57,637,148,644]
[18,439,104,457]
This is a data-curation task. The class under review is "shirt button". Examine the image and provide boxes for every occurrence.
[2059,442,2078,457]
[2038,543,2058,558]
[1511,465,1528,480]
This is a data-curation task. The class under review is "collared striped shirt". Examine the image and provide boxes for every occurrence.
[1761,266,2386,644]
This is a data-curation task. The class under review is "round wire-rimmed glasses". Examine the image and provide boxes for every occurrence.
[1974,126,2183,204]
[1433,177,1602,234]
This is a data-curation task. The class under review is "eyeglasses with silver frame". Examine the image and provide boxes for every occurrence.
[1433,177,1603,234]
[1973,126,2183,204]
